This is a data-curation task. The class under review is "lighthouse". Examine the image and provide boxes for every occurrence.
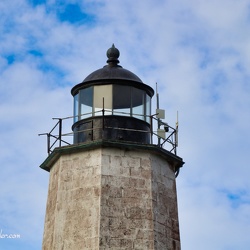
[40,45,184,249]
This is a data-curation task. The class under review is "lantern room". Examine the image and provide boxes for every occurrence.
[71,44,154,144]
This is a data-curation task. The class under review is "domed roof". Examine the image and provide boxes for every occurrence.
[71,44,154,97]
[82,44,143,83]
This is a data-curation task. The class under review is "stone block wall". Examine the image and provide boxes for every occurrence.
[151,154,181,250]
[42,146,180,249]
[100,148,154,249]
[42,149,102,249]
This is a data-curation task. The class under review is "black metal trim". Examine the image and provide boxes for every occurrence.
[71,79,154,97]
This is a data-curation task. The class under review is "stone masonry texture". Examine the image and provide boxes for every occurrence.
[42,146,181,250]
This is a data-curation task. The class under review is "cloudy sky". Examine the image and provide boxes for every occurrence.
[0,0,250,249]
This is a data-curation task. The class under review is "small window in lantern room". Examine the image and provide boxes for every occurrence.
[93,85,112,115]
[113,85,131,116]
[73,93,79,122]
[79,87,93,119]
[145,94,151,123]
[132,88,144,120]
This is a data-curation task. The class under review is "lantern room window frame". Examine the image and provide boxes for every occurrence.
[73,84,151,123]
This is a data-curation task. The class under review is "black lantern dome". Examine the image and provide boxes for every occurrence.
[71,44,152,95]
[71,44,154,144]
[81,44,142,83]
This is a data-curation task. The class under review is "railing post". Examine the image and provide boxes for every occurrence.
[47,133,50,155]
[102,97,105,130]
[150,115,153,144]
[59,118,62,147]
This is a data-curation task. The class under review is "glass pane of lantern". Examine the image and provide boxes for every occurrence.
[93,85,112,115]
[132,88,144,120]
[73,93,79,123]
[113,85,131,116]
[79,87,93,119]
[145,94,151,123]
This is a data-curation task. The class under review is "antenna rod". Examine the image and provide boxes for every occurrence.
[176,111,179,128]
[156,82,160,146]
[156,82,159,109]
[175,111,179,154]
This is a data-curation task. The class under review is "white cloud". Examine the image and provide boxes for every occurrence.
[0,0,250,249]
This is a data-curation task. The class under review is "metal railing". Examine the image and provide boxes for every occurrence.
[39,109,178,155]
[38,118,71,155]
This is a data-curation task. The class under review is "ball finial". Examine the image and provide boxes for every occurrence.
[106,44,120,64]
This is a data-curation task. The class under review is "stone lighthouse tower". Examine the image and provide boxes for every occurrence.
[40,45,184,249]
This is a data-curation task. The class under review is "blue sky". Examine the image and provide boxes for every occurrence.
[0,0,250,249]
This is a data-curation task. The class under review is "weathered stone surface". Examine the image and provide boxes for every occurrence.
[42,147,180,249]
[42,149,101,250]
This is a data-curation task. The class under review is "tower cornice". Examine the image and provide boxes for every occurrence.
[39,140,184,173]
